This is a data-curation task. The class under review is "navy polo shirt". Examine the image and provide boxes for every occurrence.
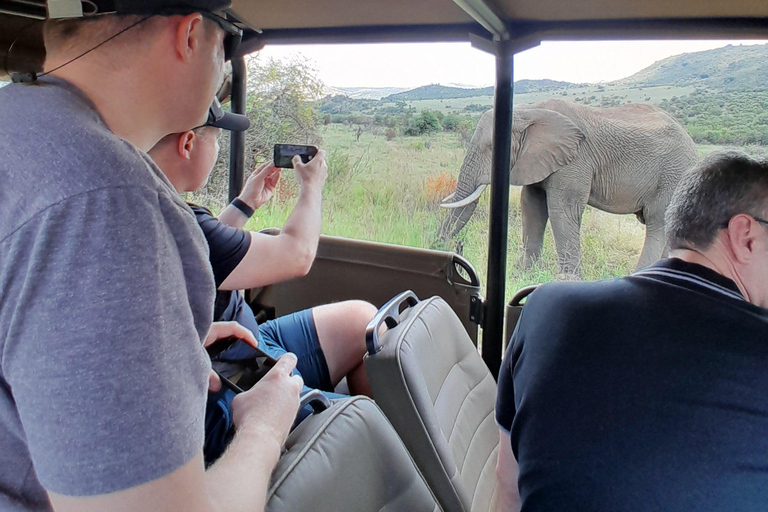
[496,258,768,511]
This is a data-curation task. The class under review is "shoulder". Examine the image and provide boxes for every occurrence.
[0,82,187,241]
[525,277,635,310]
[518,277,641,333]
[188,204,215,223]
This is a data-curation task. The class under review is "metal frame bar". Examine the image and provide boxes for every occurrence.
[452,0,509,39]
[483,47,514,378]
[228,55,247,202]
[239,23,492,51]
[241,17,768,47]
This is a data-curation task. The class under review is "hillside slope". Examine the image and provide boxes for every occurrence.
[614,43,768,91]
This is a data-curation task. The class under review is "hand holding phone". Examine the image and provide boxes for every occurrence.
[273,143,318,169]
[207,336,280,391]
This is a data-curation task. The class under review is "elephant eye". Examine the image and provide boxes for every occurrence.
[520,128,527,146]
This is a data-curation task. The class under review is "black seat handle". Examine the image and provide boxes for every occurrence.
[509,285,538,307]
[365,291,420,355]
[299,389,332,413]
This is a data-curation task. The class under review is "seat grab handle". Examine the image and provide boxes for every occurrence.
[365,291,420,355]
[299,389,332,413]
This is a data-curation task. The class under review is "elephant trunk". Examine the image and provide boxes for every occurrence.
[437,145,490,241]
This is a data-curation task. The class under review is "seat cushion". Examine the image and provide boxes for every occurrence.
[365,296,499,512]
[267,396,441,512]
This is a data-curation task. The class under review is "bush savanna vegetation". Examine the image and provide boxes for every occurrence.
[190,44,768,301]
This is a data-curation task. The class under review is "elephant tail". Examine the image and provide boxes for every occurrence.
[635,210,646,225]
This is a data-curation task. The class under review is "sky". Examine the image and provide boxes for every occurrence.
[257,39,768,89]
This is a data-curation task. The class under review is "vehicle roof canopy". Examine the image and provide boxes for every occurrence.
[2,0,768,80]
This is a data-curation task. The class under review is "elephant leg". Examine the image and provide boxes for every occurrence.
[546,186,586,278]
[635,202,667,271]
[520,185,548,268]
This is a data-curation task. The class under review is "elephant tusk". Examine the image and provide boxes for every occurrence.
[440,184,488,208]
[440,192,456,203]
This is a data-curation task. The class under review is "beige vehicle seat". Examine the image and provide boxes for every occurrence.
[364,292,499,512]
[266,396,441,512]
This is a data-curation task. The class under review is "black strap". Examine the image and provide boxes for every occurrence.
[231,198,254,218]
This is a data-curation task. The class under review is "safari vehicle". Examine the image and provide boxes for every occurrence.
[2,0,767,510]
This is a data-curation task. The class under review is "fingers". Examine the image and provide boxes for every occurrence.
[252,161,271,176]
[208,370,222,393]
[204,321,258,349]
[273,352,299,376]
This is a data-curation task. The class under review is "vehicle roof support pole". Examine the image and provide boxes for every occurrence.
[228,55,247,202]
[482,45,514,378]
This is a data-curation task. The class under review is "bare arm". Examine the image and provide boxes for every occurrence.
[218,163,282,229]
[49,336,303,512]
[493,428,522,512]
[220,151,328,291]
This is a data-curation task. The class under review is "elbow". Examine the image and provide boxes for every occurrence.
[289,242,316,279]
[297,245,316,277]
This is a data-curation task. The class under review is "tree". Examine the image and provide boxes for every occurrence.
[405,109,442,136]
[198,55,324,207]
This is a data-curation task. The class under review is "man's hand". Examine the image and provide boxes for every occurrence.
[231,353,303,447]
[293,150,328,192]
[204,321,258,392]
[239,162,281,211]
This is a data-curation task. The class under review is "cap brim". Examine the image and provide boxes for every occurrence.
[207,111,250,132]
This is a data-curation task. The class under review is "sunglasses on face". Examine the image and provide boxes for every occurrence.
[199,10,243,61]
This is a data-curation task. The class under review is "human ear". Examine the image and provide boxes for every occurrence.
[726,214,758,264]
[178,131,196,160]
[174,13,204,62]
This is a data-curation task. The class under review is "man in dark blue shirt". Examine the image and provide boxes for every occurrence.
[495,150,768,511]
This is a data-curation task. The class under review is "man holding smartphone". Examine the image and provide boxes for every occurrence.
[0,3,301,511]
[150,119,376,460]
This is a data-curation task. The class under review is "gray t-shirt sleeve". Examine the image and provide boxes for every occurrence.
[3,186,212,496]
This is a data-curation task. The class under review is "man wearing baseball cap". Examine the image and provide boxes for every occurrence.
[0,3,301,512]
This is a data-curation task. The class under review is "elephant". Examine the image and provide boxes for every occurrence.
[438,99,698,277]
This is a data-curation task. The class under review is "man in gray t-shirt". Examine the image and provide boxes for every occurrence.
[1,3,301,512]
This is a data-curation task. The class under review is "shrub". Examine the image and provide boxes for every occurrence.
[424,172,458,202]
[405,109,442,136]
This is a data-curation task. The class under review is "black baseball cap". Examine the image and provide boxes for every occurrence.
[205,98,250,132]
[84,1,242,60]
[92,1,232,15]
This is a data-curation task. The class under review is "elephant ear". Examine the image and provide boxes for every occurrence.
[510,108,585,186]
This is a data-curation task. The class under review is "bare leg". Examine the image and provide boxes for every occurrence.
[311,300,377,397]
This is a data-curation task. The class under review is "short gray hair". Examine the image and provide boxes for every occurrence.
[666,150,768,251]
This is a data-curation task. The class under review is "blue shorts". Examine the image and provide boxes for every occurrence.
[217,308,334,392]
[204,308,347,465]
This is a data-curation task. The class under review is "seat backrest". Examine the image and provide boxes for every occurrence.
[267,396,442,512]
[505,285,539,346]
[364,294,499,512]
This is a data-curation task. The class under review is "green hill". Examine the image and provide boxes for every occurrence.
[384,84,494,101]
[614,43,768,91]
[383,79,579,101]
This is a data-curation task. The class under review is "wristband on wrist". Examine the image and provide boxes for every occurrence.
[231,198,255,218]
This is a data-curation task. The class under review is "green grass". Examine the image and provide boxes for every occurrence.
[209,124,647,303]
[194,124,766,305]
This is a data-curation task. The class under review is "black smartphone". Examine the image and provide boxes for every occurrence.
[274,143,318,169]
[206,336,279,391]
